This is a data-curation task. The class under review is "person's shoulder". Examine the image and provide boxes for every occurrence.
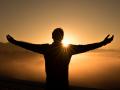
[65,44,76,49]
[41,43,49,45]
[69,44,77,47]
[40,43,50,46]
[38,43,50,49]
[68,44,82,48]
[69,44,82,46]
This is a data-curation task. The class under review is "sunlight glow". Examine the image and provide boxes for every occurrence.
[62,39,70,47]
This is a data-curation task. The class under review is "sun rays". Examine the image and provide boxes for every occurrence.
[62,39,70,47]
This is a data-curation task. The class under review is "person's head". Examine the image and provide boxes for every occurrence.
[52,28,64,42]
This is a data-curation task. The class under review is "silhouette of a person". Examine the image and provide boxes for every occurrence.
[6,28,114,89]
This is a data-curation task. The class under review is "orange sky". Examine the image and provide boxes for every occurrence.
[0,0,120,49]
[0,1,120,89]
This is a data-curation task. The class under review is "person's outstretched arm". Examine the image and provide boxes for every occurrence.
[6,35,48,54]
[71,34,114,54]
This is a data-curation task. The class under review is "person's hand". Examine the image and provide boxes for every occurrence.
[102,34,114,45]
[6,34,16,43]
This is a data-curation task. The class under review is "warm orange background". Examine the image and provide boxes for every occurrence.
[0,0,119,49]
[0,0,120,89]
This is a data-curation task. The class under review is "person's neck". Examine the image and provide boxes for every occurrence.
[53,41,61,43]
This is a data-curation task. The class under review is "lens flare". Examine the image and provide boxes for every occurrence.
[62,39,69,47]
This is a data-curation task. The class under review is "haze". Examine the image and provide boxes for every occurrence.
[0,0,120,89]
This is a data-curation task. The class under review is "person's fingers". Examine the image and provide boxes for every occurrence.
[6,34,10,38]
[7,35,13,39]
[8,35,10,37]
[107,35,114,43]
[6,35,14,42]
[6,35,8,37]
[111,35,114,40]
[6,35,9,39]
[103,34,114,45]
[105,34,110,39]
[108,35,114,40]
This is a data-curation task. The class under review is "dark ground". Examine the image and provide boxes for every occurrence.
[0,76,118,90]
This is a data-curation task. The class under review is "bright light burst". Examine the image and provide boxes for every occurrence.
[62,39,70,47]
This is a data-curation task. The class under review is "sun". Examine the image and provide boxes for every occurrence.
[62,39,70,47]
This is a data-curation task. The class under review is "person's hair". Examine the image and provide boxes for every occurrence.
[52,28,64,42]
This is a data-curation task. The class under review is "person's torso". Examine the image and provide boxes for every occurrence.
[43,42,72,86]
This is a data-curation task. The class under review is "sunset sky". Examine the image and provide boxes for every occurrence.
[0,0,119,49]
[0,0,120,89]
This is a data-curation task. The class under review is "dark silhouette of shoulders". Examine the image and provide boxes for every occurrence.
[6,28,114,90]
